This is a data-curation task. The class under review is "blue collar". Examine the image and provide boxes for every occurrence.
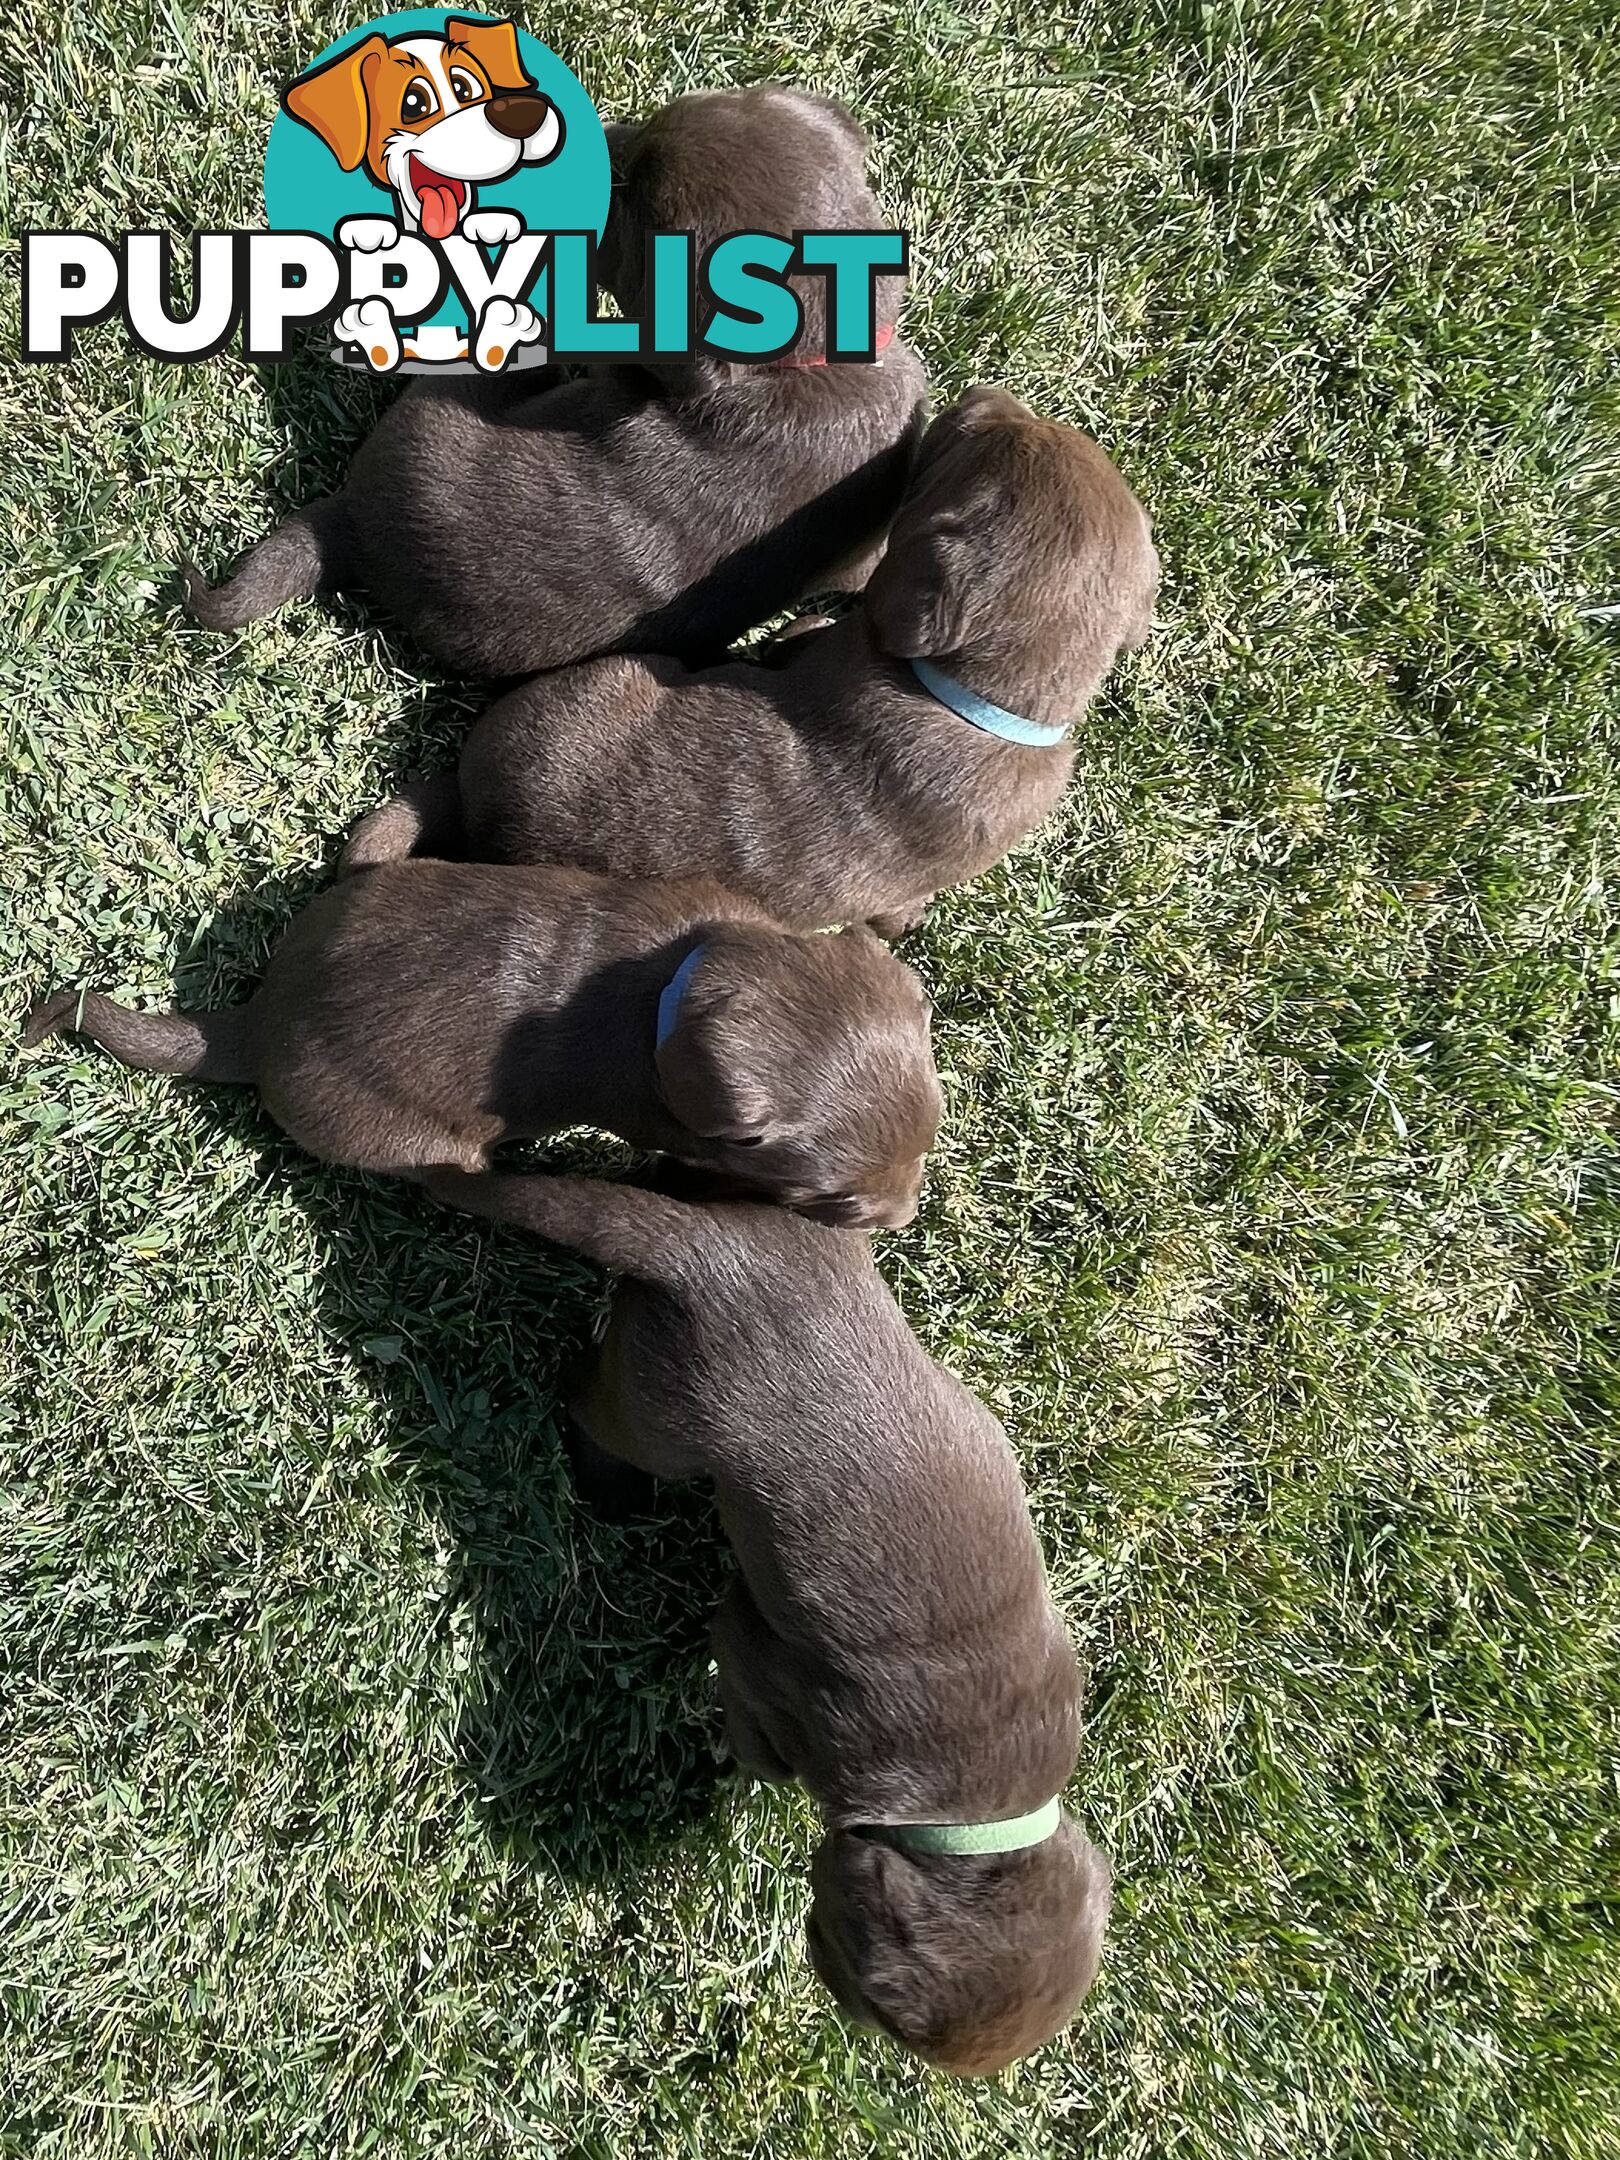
[656,944,705,1047]
[908,657,1070,747]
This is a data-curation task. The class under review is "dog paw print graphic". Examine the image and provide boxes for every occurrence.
[265,10,609,375]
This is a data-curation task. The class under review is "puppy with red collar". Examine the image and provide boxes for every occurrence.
[184,86,926,678]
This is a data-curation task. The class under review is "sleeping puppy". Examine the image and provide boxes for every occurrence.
[183,87,926,677]
[421,1170,1110,2072]
[341,387,1158,932]
[22,869,939,1228]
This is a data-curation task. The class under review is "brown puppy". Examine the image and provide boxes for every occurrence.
[183,87,926,677]
[23,869,939,1228]
[341,387,1158,931]
[424,1170,1111,2073]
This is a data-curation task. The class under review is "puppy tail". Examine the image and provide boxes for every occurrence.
[181,497,351,630]
[24,989,254,1082]
[340,774,465,876]
[425,1172,722,1285]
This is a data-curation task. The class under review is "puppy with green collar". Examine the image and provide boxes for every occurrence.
[424,1168,1111,2075]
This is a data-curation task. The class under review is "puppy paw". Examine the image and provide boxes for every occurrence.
[334,297,401,373]
[474,295,545,373]
[461,208,523,247]
[335,215,400,253]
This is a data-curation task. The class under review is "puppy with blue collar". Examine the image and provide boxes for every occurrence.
[420,1167,1112,2074]
[23,866,939,1229]
[342,386,1158,934]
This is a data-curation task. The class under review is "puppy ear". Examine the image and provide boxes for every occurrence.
[444,15,533,93]
[283,34,388,172]
[815,1823,1112,2073]
[654,970,775,1144]
[810,1834,940,2046]
[790,89,870,157]
[863,405,1011,658]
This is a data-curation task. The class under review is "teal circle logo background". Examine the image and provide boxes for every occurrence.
[263,10,609,242]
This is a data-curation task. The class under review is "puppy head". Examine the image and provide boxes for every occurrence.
[654,927,939,1228]
[806,1817,1111,2074]
[601,87,903,349]
[863,386,1159,702]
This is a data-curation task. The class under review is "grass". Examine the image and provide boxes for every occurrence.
[3,0,1618,2152]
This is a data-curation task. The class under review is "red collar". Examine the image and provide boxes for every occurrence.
[770,322,897,369]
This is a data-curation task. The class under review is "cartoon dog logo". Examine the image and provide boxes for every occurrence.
[283,15,563,368]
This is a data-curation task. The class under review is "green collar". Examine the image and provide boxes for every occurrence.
[876,1799,1063,1857]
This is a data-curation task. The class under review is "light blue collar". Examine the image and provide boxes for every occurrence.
[656,944,705,1047]
[908,657,1070,747]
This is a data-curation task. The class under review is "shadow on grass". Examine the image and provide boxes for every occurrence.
[174,353,403,658]
[175,355,531,789]
[168,872,735,1887]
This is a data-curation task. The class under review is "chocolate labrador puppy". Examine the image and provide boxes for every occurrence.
[341,387,1158,932]
[183,87,926,676]
[424,1169,1111,2073]
[23,868,939,1227]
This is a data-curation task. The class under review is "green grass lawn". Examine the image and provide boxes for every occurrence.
[4,0,1618,2152]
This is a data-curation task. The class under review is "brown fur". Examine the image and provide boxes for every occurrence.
[183,87,926,676]
[23,868,939,1228]
[423,1170,1112,2073]
[341,387,1159,930]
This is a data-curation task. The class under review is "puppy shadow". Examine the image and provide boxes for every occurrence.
[175,352,391,641]
[169,875,736,1884]
[263,346,392,481]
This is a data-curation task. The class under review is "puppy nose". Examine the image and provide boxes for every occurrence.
[487,92,550,140]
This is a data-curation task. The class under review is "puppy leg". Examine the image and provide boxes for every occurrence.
[258,1070,493,1176]
[866,900,930,941]
[570,1296,704,1487]
[340,774,465,875]
[561,1317,670,1521]
[711,1579,795,1782]
[561,1410,660,1523]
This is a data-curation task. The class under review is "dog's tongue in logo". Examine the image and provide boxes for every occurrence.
[410,155,465,240]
